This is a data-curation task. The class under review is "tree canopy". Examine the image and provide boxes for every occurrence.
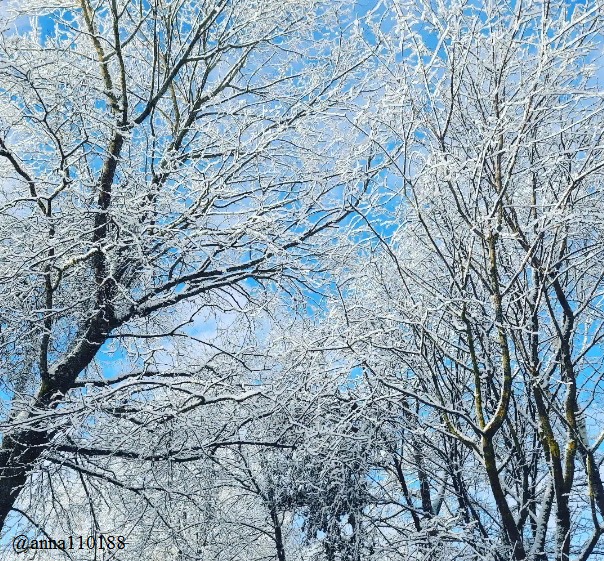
[1,1,604,560]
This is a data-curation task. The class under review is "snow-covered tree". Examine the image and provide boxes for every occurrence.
[335,1,604,559]
[0,0,376,542]
[4,1,604,560]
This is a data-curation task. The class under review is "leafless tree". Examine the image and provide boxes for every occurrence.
[0,0,375,542]
[337,1,604,559]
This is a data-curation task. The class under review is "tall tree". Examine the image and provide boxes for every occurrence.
[338,1,604,559]
[0,0,374,537]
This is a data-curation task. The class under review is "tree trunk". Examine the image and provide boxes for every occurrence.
[0,314,113,534]
[483,437,526,560]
